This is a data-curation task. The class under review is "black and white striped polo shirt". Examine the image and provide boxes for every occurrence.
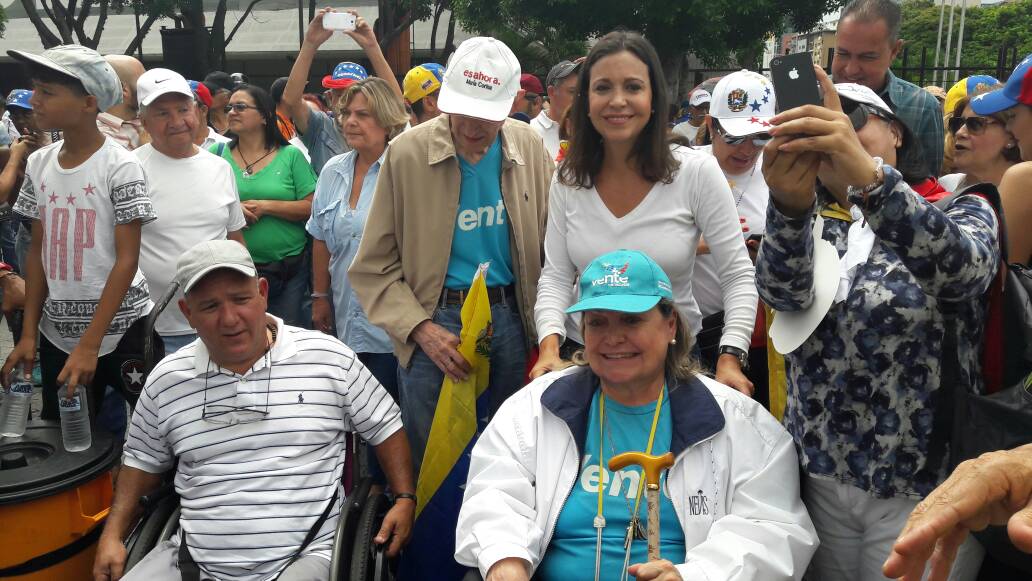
[123,316,402,580]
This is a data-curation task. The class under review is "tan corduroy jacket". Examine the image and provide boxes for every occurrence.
[349,115,554,368]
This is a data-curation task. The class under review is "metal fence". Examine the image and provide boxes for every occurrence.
[681,44,1024,93]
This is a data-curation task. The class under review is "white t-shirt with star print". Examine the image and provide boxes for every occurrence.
[14,138,156,355]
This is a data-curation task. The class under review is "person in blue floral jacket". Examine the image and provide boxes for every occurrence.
[756,68,998,581]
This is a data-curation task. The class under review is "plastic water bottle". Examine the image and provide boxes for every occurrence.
[0,366,33,437]
[59,385,92,452]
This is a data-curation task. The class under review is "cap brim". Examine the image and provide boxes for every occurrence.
[322,76,358,90]
[140,87,195,107]
[7,50,77,82]
[565,294,662,315]
[437,85,512,122]
[970,89,1016,115]
[717,116,773,136]
[183,264,257,295]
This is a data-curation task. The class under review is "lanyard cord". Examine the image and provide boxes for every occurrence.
[594,384,666,580]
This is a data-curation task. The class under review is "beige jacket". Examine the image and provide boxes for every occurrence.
[349,115,554,367]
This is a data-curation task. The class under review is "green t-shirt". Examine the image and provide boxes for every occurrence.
[212,143,317,264]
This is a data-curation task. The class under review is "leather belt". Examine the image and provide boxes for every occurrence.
[440,284,515,307]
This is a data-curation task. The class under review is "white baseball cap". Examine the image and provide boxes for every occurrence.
[437,37,521,122]
[176,240,257,294]
[834,83,893,117]
[688,89,711,107]
[137,68,195,107]
[710,70,777,137]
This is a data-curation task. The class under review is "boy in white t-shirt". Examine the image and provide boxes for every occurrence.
[2,45,158,422]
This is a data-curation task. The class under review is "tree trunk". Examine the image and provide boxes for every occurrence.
[441,11,456,63]
[661,50,686,102]
[429,2,444,59]
[20,0,63,47]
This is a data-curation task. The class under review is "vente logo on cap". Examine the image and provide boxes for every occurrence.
[463,69,501,89]
[593,262,631,288]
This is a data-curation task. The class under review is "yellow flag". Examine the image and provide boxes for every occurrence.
[415,263,493,517]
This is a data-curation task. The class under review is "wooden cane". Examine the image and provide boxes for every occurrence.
[608,451,675,561]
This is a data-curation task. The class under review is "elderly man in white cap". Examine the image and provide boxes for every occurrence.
[350,36,553,480]
[134,68,246,354]
[94,239,415,581]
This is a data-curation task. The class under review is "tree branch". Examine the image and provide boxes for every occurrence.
[19,0,63,47]
[72,0,91,42]
[224,0,265,46]
[42,0,74,43]
[89,0,109,48]
[124,10,160,56]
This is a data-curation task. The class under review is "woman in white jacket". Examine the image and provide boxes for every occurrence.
[455,249,817,581]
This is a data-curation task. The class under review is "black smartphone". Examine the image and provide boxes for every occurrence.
[770,52,822,112]
[746,233,763,243]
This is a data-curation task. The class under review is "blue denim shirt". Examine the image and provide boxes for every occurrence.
[306,150,391,354]
[300,110,349,175]
[756,167,998,499]
[880,71,944,177]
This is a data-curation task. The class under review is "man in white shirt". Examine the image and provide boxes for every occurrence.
[530,60,580,161]
[93,240,415,581]
[672,88,711,144]
[133,69,246,353]
[187,80,231,151]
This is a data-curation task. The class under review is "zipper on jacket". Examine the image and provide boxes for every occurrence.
[541,416,581,552]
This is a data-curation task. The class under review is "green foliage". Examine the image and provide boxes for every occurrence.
[0,3,6,38]
[896,0,1032,85]
[452,0,844,68]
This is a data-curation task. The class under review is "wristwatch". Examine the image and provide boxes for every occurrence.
[718,345,749,371]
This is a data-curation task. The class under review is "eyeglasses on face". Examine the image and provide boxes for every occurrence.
[225,103,260,114]
[844,101,894,133]
[948,115,1001,136]
[713,119,771,147]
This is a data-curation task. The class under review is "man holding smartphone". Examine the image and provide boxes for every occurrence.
[832,0,944,175]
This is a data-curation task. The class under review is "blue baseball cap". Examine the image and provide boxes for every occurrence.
[322,61,368,90]
[6,89,32,110]
[971,53,1032,115]
[566,250,674,314]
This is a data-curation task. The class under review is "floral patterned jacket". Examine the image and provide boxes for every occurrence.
[756,166,999,499]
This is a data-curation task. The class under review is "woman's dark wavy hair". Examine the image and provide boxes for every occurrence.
[227,84,290,150]
[558,30,680,188]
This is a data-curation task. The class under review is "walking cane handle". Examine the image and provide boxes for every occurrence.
[608,451,675,486]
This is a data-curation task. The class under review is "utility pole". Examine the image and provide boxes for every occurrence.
[954,0,968,85]
[942,0,956,86]
[933,0,947,84]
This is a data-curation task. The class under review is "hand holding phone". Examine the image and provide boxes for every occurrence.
[322,11,356,32]
[770,53,822,112]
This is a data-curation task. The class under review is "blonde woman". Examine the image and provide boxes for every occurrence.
[307,77,408,408]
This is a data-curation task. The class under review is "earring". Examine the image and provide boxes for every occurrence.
[669,338,677,345]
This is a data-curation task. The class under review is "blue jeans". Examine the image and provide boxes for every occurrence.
[260,252,311,329]
[161,333,198,353]
[357,351,400,486]
[397,296,528,477]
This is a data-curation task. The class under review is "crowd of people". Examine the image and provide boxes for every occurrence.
[0,0,1030,579]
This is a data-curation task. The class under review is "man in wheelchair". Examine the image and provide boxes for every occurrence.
[93,240,416,581]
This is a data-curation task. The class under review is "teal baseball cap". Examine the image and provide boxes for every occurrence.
[566,250,674,314]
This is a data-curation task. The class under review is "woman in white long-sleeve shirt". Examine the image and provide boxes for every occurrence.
[530,30,757,394]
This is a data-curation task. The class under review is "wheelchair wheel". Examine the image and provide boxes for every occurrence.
[348,492,393,581]
[124,494,179,570]
[329,477,373,581]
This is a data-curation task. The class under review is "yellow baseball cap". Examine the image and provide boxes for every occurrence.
[403,63,444,104]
